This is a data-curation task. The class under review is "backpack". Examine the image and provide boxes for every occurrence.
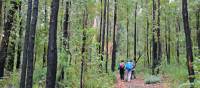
[119,63,125,69]
[126,62,133,71]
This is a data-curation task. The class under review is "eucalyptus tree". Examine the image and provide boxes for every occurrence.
[182,0,195,85]
[0,0,2,33]
[176,16,180,64]
[101,0,107,62]
[157,0,161,72]
[16,1,23,69]
[145,0,150,66]
[26,0,39,87]
[20,0,32,87]
[133,2,137,62]
[152,0,157,75]
[80,6,88,88]
[196,7,200,53]
[105,0,109,73]
[111,0,117,72]
[46,0,60,87]
[98,0,103,55]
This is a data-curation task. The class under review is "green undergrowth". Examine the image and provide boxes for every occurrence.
[144,75,161,84]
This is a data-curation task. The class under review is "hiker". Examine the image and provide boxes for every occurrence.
[118,60,125,80]
[125,60,134,82]
[130,60,136,79]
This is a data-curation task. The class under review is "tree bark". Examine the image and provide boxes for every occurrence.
[80,8,88,88]
[156,0,161,74]
[111,0,117,72]
[0,0,2,33]
[167,19,171,64]
[126,6,129,59]
[152,0,157,75]
[182,0,195,85]
[0,1,18,78]
[26,0,39,87]
[46,0,59,87]
[16,2,22,69]
[145,0,149,66]
[196,8,200,54]
[105,0,109,73]
[20,0,32,87]
[101,0,107,62]
[98,0,103,55]
[134,2,137,62]
[176,17,180,64]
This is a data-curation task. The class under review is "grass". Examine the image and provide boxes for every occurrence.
[144,75,161,84]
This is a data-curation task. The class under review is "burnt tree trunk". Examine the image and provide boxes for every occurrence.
[98,0,103,55]
[134,3,137,62]
[196,8,200,54]
[111,0,117,72]
[156,0,161,74]
[105,0,109,73]
[80,8,88,88]
[182,0,195,85]
[152,0,157,75]
[167,19,171,64]
[46,0,59,87]
[20,0,32,87]
[145,0,150,66]
[26,0,39,88]
[0,1,18,78]
[176,17,180,64]
[0,0,2,33]
[101,0,107,62]
[126,6,129,59]
[16,2,22,69]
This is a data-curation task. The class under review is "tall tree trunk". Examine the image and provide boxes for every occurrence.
[152,0,157,75]
[101,0,107,62]
[16,1,22,69]
[105,0,109,73]
[20,0,32,87]
[46,0,59,87]
[196,8,200,54]
[0,0,2,33]
[156,0,161,74]
[176,16,180,64]
[155,0,161,74]
[111,0,117,72]
[26,0,39,88]
[126,6,129,59]
[0,1,18,78]
[98,0,103,55]
[167,20,171,64]
[146,0,150,66]
[63,1,70,48]
[134,2,137,62]
[80,7,88,88]
[182,0,195,85]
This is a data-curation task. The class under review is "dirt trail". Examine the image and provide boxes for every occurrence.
[115,74,169,88]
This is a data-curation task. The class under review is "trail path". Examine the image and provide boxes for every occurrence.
[115,74,169,88]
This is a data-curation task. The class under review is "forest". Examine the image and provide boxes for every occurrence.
[0,0,200,88]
